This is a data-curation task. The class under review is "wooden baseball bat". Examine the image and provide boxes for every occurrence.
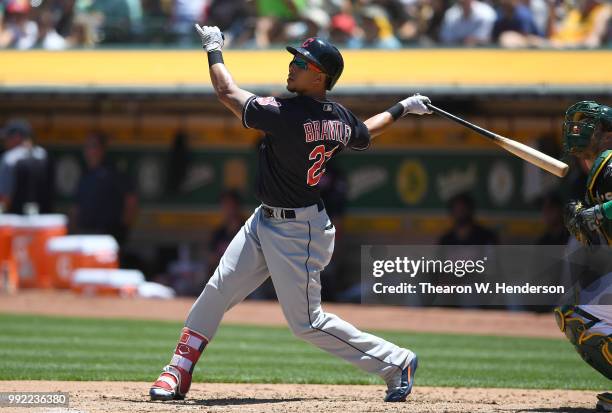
[426,103,569,178]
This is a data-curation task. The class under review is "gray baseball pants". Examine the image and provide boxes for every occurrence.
[186,204,413,382]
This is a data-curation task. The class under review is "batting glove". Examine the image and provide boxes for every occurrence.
[564,200,602,245]
[194,24,224,52]
[400,94,432,116]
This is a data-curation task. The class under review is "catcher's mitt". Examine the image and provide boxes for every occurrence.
[563,200,602,245]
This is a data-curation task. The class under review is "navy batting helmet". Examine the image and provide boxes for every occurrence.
[287,37,344,91]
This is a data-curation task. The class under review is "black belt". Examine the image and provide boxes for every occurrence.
[262,199,324,219]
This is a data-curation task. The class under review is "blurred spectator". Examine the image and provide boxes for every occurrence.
[0,2,4,39]
[166,243,206,296]
[270,0,332,42]
[172,0,207,45]
[370,0,426,44]
[36,8,67,49]
[206,190,246,280]
[549,0,611,48]
[529,0,550,35]
[203,0,253,47]
[46,0,76,38]
[36,0,98,48]
[536,193,570,245]
[419,0,453,44]
[493,0,544,47]
[0,119,54,215]
[436,192,497,308]
[300,7,331,39]
[329,12,358,45]
[348,5,401,48]
[71,133,138,246]
[439,0,497,46]
[141,0,172,43]
[125,0,144,38]
[255,0,306,47]
[74,0,143,44]
[0,0,38,49]
[65,12,98,47]
[166,130,191,195]
[438,193,498,245]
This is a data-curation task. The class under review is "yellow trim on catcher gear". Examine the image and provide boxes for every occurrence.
[579,331,606,345]
[554,308,564,332]
[565,317,587,326]
[562,316,588,343]
[554,307,573,332]
[587,151,612,245]
[579,332,611,366]
[603,338,612,365]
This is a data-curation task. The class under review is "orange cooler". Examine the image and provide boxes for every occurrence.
[12,214,67,288]
[0,214,18,264]
[47,235,119,289]
[0,214,19,292]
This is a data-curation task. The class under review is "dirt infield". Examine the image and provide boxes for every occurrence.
[1,381,601,413]
[2,291,593,413]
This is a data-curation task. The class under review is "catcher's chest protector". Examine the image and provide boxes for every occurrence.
[585,150,612,244]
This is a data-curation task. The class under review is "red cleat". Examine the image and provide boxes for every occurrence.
[150,365,192,401]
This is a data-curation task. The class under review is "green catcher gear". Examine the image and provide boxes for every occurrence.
[554,305,612,380]
[564,200,607,245]
[563,101,612,157]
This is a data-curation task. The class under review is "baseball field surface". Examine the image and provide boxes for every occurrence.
[0,291,608,413]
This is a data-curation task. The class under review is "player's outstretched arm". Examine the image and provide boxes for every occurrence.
[195,24,254,119]
[364,95,432,138]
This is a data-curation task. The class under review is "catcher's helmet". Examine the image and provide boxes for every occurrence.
[563,101,612,157]
[287,37,344,91]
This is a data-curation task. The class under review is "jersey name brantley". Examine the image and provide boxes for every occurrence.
[303,120,351,145]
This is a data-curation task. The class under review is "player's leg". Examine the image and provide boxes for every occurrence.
[259,208,416,401]
[150,208,270,400]
[555,305,612,378]
[555,305,612,411]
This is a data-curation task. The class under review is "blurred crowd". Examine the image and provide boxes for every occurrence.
[0,0,610,50]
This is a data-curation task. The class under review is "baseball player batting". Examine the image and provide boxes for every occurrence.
[556,101,612,412]
[149,25,431,403]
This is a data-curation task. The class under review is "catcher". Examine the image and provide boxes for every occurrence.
[558,100,612,411]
